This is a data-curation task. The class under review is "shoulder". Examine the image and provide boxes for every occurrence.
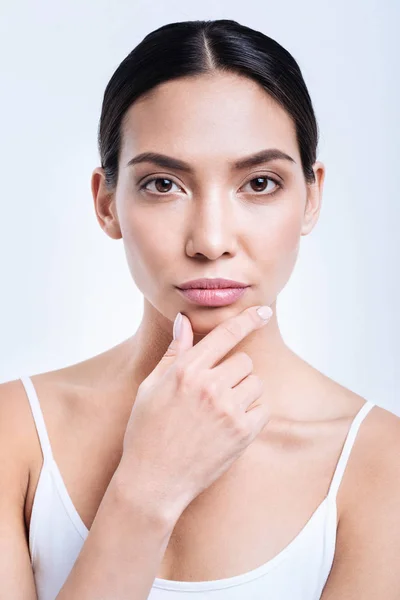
[351,401,400,478]
[343,401,400,506]
[0,378,34,505]
[320,402,400,597]
[0,379,40,596]
[0,371,93,530]
[333,395,400,538]
[0,378,35,451]
[0,371,80,471]
[306,368,400,512]
[364,401,400,441]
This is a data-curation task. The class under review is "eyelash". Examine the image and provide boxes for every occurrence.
[138,175,283,198]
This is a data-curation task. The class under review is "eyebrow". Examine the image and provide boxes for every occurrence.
[126,148,296,173]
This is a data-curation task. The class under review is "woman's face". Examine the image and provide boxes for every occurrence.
[93,72,324,334]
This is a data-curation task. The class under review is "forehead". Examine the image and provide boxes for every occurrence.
[121,72,299,165]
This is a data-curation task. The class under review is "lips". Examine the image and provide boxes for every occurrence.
[177,286,249,307]
[177,278,249,290]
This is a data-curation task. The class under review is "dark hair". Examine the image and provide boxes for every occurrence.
[98,19,319,191]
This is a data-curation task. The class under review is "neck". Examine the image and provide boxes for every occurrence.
[115,299,304,415]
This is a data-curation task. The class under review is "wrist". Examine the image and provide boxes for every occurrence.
[111,464,182,533]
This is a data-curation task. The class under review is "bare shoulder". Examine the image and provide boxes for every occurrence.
[0,340,131,463]
[319,394,400,596]
[344,399,400,503]
[0,378,34,529]
[0,375,59,480]
[0,377,36,461]
[295,358,400,502]
[0,379,40,600]
[322,374,400,496]
[360,400,400,442]
[316,373,400,526]
[0,366,93,473]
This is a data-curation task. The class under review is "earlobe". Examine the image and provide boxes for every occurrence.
[91,167,122,240]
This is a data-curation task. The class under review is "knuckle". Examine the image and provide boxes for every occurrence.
[200,378,219,401]
[257,375,265,389]
[173,361,194,386]
[220,402,237,423]
[249,374,264,391]
[237,351,253,371]
[248,373,258,383]
[233,417,251,438]
[220,402,240,423]
[164,345,179,359]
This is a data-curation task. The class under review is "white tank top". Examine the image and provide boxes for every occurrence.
[20,374,376,600]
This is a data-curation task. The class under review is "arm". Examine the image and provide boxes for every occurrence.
[0,381,38,599]
[321,408,400,599]
[0,379,180,600]
[56,467,178,600]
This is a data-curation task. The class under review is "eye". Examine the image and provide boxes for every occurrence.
[240,175,282,195]
[139,177,182,194]
[138,174,283,197]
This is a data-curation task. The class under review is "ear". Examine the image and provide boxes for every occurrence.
[91,167,122,240]
[301,161,325,236]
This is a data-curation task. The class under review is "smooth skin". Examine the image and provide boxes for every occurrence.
[1,71,400,598]
[57,306,273,598]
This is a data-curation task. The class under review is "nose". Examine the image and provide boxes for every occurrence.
[186,195,237,260]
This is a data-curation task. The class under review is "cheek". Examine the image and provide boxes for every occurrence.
[118,207,175,292]
[252,205,303,292]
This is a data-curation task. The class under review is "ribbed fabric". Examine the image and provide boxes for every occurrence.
[20,375,375,600]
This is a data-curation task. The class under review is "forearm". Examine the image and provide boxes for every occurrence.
[56,469,178,600]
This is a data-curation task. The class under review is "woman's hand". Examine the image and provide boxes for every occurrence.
[118,304,273,523]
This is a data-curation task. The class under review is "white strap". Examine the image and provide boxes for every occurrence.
[328,400,375,499]
[20,375,54,464]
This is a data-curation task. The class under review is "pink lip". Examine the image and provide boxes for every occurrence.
[177,287,248,306]
[178,278,249,290]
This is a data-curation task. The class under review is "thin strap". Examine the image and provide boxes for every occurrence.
[20,375,54,465]
[328,400,375,499]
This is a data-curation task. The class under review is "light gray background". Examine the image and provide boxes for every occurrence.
[0,0,398,413]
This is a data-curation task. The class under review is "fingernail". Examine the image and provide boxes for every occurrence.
[173,312,183,340]
[256,305,273,322]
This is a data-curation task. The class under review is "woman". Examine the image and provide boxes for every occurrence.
[1,18,399,600]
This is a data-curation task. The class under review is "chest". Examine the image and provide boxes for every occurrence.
[154,440,336,581]
[26,411,340,583]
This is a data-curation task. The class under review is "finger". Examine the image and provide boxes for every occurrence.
[229,374,264,412]
[145,312,193,385]
[211,351,253,389]
[244,400,271,441]
[182,305,273,371]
